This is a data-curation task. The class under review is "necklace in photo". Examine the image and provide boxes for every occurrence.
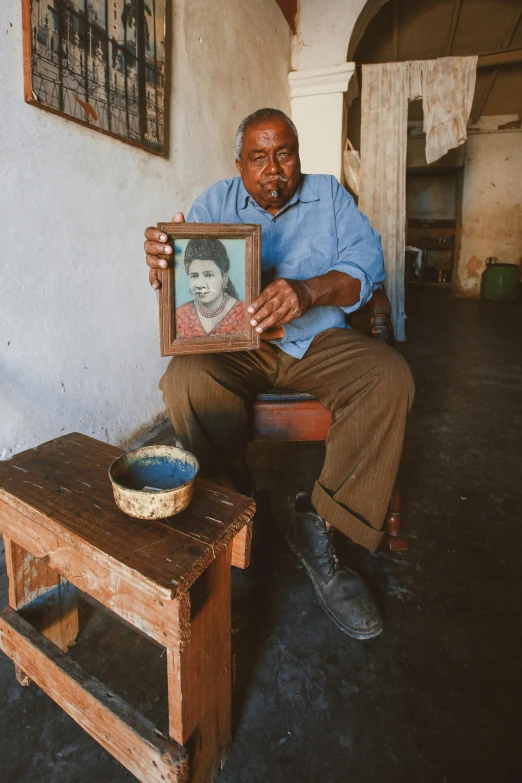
[197,292,229,318]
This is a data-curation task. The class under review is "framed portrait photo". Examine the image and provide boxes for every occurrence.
[157,223,261,356]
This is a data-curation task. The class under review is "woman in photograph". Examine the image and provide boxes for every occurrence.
[175,239,245,338]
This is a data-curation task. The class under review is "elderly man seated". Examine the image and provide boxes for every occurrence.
[144,108,414,640]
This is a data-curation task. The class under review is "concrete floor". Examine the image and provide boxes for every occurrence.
[1,285,522,782]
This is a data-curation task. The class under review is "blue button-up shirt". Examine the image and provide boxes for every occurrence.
[186,174,384,359]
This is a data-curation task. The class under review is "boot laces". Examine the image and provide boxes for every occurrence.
[317,527,339,579]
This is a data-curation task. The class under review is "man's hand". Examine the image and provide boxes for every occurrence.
[144,212,185,289]
[248,278,314,334]
[248,271,362,335]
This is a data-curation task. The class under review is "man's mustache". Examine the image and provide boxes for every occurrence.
[260,175,289,185]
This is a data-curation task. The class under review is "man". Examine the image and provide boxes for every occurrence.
[144,108,414,640]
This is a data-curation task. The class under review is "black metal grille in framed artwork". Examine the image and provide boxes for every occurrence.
[23,0,167,154]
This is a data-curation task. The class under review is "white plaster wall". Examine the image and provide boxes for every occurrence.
[293,0,367,71]
[0,0,290,459]
[456,129,522,297]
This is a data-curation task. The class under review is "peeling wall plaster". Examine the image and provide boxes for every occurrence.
[0,0,290,459]
[456,126,522,297]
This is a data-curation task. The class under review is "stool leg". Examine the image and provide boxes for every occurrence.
[383,487,409,552]
[166,545,232,783]
[231,521,253,569]
[4,537,79,684]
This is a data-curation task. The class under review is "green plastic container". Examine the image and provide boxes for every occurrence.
[480,258,520,302]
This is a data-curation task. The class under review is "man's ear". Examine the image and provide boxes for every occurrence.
[235,159,242,175]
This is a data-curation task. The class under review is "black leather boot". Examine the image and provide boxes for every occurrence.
[286,493,383,639]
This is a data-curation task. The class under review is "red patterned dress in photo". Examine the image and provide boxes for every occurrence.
[175,300,246,338]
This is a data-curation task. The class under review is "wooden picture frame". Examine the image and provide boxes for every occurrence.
[22,0,168,155]
[157,223,261,356]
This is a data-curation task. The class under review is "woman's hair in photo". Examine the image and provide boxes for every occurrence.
[183,239,240,299]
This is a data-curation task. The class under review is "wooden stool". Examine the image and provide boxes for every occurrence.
[0,433,255,783]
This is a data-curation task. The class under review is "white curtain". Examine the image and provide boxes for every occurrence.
[358,56,477,341]
[411,56,478,164]
[359,62,410,341]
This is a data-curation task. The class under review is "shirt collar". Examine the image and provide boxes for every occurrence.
[297,175,320,203]
[237,174,320,212]
[237,179,250,210]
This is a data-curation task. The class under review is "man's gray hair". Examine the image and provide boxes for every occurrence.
[234,108,299,162]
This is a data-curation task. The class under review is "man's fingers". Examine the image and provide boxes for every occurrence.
[253,305,291,333]
[248,287,272,315]
[144,239,172,255]
[249,278,310,330]
[249,296,285,326]
[144,239,173,271]
[249,279,301,316]
[149,268,161,289]
[146,253,171,270]
[145,214,182,289]
[146,255,170,270]
[144,226,170,242]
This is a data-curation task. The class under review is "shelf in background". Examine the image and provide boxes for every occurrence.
[409,281,452,289]
[407,218,456,228]
[420,243,455,250]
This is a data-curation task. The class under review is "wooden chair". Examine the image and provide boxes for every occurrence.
[250,289,408,552]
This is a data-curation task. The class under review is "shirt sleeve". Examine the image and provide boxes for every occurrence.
[330,181,386,314]
[280,306,347,343]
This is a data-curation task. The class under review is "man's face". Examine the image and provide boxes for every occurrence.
[235,117,301,213]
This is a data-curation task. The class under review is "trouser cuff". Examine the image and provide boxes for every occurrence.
[311,481,384,552]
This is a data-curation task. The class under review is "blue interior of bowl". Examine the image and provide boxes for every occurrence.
[112,453,197,492]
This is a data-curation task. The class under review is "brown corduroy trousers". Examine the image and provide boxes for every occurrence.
[159,328,415,552]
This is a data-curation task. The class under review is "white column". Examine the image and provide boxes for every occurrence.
[289,63,356,180]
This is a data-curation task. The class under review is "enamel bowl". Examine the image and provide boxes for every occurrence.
[109,445,199,519]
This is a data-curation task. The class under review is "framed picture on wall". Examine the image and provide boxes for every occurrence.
[157,223,261,356]
[22,0,168,154]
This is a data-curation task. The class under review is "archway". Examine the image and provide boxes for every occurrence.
[347,0,390,61]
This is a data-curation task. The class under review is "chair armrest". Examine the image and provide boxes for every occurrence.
[365,288,391,316]
[347,288,393,343]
